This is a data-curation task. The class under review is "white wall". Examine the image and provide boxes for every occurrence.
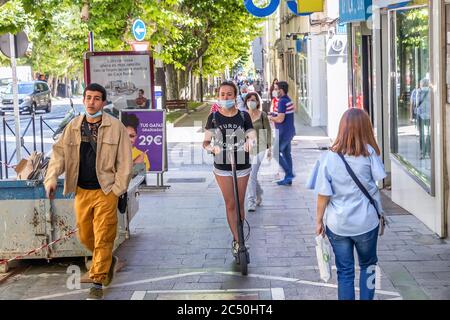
[391,161,443,236]
[308,35,327,127]
[325,35,349,139]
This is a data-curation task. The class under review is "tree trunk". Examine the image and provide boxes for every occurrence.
[177,69,188,100]
[52,76,59,97]
[165,64,178,100]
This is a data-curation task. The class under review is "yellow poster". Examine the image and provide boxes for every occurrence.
[297,0,324,13]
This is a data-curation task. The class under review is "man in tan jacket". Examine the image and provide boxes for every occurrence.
[44,83,132,300]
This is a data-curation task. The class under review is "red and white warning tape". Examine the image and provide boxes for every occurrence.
[0,228,78,265]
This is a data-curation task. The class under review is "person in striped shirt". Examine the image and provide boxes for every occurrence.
[268,81,296,185]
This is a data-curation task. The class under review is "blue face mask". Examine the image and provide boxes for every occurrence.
[241,93,248,99]
[85,110,103,119]
[218,99,235,109]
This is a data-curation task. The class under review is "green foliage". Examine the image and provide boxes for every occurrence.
[0,0,262,80]
[160,0,263,75]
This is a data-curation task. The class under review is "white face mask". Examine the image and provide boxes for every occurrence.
[247,101,258,110]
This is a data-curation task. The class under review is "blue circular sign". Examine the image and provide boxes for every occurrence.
[244,0,280,18]
[132,19,146,41]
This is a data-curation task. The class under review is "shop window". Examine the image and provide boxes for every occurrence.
[296,52,309,115]
[390,6,431,189]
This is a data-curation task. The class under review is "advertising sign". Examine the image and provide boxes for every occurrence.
[297,0,324,14]
[339,0,372,24]
[120,109,165,173]
[84,51,155,112]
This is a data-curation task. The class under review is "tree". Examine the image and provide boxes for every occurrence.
[0,0,262,100]
[160,0,262,99]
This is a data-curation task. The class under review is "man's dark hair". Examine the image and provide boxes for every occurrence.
[84,83,107,101]
[122,113,139,132]
[277,81,289,95]
[139,89,144,94]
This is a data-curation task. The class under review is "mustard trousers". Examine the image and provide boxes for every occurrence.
[74,187,118,283]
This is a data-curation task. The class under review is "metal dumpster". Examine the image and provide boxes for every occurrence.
[0,175,143,272]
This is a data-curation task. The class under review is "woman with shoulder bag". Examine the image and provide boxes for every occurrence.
[306,108,387,300]
[244,92,272,212]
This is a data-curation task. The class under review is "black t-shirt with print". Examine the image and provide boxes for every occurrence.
[205,110,254,171]
[78,118,101,190]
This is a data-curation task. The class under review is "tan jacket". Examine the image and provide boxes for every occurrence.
[44,113,133,196]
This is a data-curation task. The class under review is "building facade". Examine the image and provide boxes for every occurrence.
[262,0,449,238]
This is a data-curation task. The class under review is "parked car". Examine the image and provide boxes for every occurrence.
[0,80,52,114]
[0,78,12,97]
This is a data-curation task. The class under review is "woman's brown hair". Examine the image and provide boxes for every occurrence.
[330,108,381,157]
[244,92,261,109]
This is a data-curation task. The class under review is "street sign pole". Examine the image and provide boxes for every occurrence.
[9,34,21,162]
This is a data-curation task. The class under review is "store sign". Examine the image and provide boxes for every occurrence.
[297,0,323,13]
[244,0,323,17]
[339,0,372,24]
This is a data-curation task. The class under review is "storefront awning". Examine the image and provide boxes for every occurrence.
[339,0,372,24]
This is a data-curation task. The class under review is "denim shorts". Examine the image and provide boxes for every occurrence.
[213,167,251,178]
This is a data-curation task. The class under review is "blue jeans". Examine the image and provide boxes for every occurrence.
[326,226,379,300]
[277,136,293,179]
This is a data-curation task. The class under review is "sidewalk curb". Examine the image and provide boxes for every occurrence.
[172,102,209,126]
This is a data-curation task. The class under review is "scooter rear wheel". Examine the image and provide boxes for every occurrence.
[239,250,248,275]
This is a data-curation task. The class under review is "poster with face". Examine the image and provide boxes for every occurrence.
[120,110,165,173]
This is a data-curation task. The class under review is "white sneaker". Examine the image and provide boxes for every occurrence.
[248,202,256,212]
[256,195,262,206]
[232,240,239,257]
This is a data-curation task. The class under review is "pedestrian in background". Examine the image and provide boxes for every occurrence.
[307,108,386,300]
[203,81,256,258]
[269,78,278,111]
[44,83,133,300]
[254,80,263,98]
[244,92,272,211]
[236,84,249,112]
[268,81,295,185]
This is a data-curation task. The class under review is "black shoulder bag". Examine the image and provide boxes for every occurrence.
[83,119,127,214]
[337,153,386,236]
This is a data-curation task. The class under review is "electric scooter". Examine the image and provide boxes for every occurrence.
[226,141,250,276]
[52,98,76,140]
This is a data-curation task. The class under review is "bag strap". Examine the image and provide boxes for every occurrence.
[82,118,97,155]
[418,89,429,108]
[337,153,381,219]
[261,111,266,130]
